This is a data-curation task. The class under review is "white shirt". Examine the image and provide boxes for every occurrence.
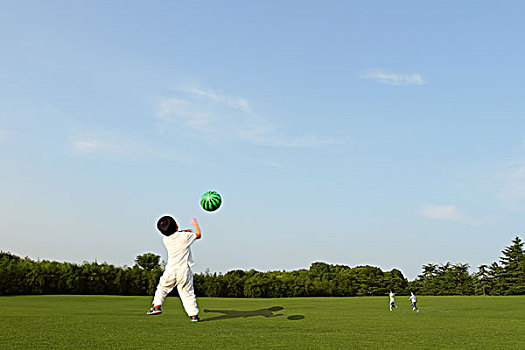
[163,231,197,270]
[409,295,417,303]
[389,292,395,302]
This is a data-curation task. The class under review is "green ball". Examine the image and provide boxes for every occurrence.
[200,191,222,212]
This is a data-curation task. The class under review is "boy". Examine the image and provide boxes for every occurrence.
[389,290,397,311]
[147,215,201,322]
[409,292,419,312]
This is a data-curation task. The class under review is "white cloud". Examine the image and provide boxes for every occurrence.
[158,98,215,131]
[264,160,284,168]
[499,184,525,211]
[157,85,338,148]
[361,68,426,86]
[70,131,151,156]
[419,204,479,225]
[181,87,251,113]
[497,165,525,211]
[420,204,464,221]
[244,134,339,148]
[509,166,525,179]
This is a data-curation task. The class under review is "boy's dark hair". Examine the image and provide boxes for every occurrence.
[157,216,178,236]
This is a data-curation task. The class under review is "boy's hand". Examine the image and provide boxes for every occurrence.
[191,218,201,239]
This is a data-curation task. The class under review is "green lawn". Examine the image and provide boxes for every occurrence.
[1,295,524,349]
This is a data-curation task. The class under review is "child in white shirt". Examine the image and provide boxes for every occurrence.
[409,292,419,312]
[389,290,397,311]
[147,216,201,322]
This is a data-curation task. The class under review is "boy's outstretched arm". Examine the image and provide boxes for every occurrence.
[191,218,201,239]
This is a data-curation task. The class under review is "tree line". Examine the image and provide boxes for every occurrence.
[1,236,523,297]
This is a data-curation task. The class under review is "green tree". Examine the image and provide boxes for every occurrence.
[384,269,408,295]
[498,236,525,295]
[487,262,504,295]
[414,262,474,295]
[134,253,161,271]
[474,264,490,295]
[451,263,474,295]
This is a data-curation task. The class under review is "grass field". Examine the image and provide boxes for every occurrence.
[1,295,524,349]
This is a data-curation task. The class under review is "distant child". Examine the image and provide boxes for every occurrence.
[409,292,419,312]
[147,216,201,322]
[389,290,397,311]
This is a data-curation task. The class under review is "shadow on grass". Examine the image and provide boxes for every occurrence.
[287,315,305,320]
[201,306,304,322]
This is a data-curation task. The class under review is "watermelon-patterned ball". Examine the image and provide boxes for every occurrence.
[200,191,222,212]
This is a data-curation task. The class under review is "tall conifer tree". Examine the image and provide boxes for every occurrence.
[498,236,525,295]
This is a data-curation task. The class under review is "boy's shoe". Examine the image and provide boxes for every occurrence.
[190,315,200,322]
[147,305,162,315]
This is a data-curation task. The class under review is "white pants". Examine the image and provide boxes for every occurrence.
[152,267,199,316]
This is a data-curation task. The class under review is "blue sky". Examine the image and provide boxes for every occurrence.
[1,1,524,279]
